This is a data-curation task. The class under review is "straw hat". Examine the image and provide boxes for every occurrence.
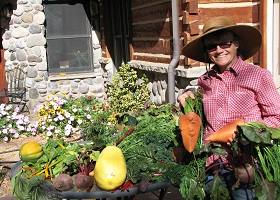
[181,16,262,62]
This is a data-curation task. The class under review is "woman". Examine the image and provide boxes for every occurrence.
[178,16,280,199]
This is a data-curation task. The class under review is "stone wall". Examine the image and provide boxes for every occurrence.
[2,0,109,111]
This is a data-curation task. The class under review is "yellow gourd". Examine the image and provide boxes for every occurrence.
[94,146,127,190]
[19,141,43,162]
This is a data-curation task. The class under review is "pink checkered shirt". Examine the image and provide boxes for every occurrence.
[198,57,280,166]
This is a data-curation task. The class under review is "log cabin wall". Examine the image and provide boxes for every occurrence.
[127,0,262,104]
[131,0,261,66]
[131,0,173,63]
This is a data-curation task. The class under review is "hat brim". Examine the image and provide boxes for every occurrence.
[181,25,262,63]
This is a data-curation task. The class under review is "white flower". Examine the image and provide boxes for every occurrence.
[65,124,73,130]
[0,104,5,111]
[58,115,64,121]
[18,125,25,131]
[13,132,19,138]
[3,129,8,134]
[23,116,29,123]
[1,110,7,115]
[54,129,60,134]
[72,108,78,113]
[3,136,9,142]
[64,129,71,136]
[5,104,13,111]
[54,117,58,122]
[47,131,53,137]
[64,112,71,118]
[16,119,24,125]
[14,106,20,113]
[86,114,91,119]
[77,119,83,125]
[70,116,75,121]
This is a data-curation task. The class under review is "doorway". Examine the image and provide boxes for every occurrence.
[102,0,131,69]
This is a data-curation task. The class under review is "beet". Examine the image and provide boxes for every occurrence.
[138,180,150,193]
[52,174,74,191]
[73,174,94,191]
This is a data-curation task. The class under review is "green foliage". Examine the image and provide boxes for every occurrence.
[12,172,61,200]
[208,176,230,200]
[107,63,150,113]
[118,104,179,183]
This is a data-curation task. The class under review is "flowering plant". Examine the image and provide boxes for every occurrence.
[36,95,77,138]
[36,95,117,139]
[0,104,37,142]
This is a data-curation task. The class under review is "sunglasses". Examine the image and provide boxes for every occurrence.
[205,41,233,53]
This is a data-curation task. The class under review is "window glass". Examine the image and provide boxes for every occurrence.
[44,0,93,73]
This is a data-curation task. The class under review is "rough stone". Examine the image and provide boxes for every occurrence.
[13,16,23,24]
[2,31,12,40]
[26,34,46,47]
[79,82,89,94]
[29,88,39,99]
[33,4,43,11]
[15,38,27,49]
[29,24,41,34]
[26,66,38,78]
[17,0,28,4]
[48,81,58,89]
[26,77,35,88]
[152,81,158,96]
[161,80,167,89]
[27,54,42,62]
[36,62,47,71]
[2,40,9,49]
[13,6,24,16]
[10,53,16,61]
[22,12,33,23]
[16,49,27,61]
[12,27,29,38]
[23,5,33,12]
[33,11,45,25]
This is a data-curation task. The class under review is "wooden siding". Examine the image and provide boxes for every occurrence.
[100,0,262,67]
[131,0,172,61]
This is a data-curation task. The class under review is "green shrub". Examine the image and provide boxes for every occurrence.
[107,63,149,113]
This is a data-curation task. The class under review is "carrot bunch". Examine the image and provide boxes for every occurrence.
[179,92,204,153]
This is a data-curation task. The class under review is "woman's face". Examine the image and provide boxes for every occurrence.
[204,31,239,71]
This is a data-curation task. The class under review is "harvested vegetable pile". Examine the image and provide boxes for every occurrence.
[10,92,280,200]
[11,103,186,199]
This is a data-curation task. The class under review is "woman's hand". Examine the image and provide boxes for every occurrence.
[177,90,195,108]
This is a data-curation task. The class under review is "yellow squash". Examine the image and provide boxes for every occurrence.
[94,146,127,190]
[19,141,43,162]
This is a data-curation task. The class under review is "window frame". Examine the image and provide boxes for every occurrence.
[43,0,94,75]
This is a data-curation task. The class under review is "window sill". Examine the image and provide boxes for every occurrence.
[49,72,96,81]
[129,60,206,78]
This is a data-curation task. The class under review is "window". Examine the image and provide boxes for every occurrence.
[44,0,93,74]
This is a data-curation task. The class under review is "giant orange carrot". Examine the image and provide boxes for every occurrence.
[179,112,202,153]
[205,119,245,143]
